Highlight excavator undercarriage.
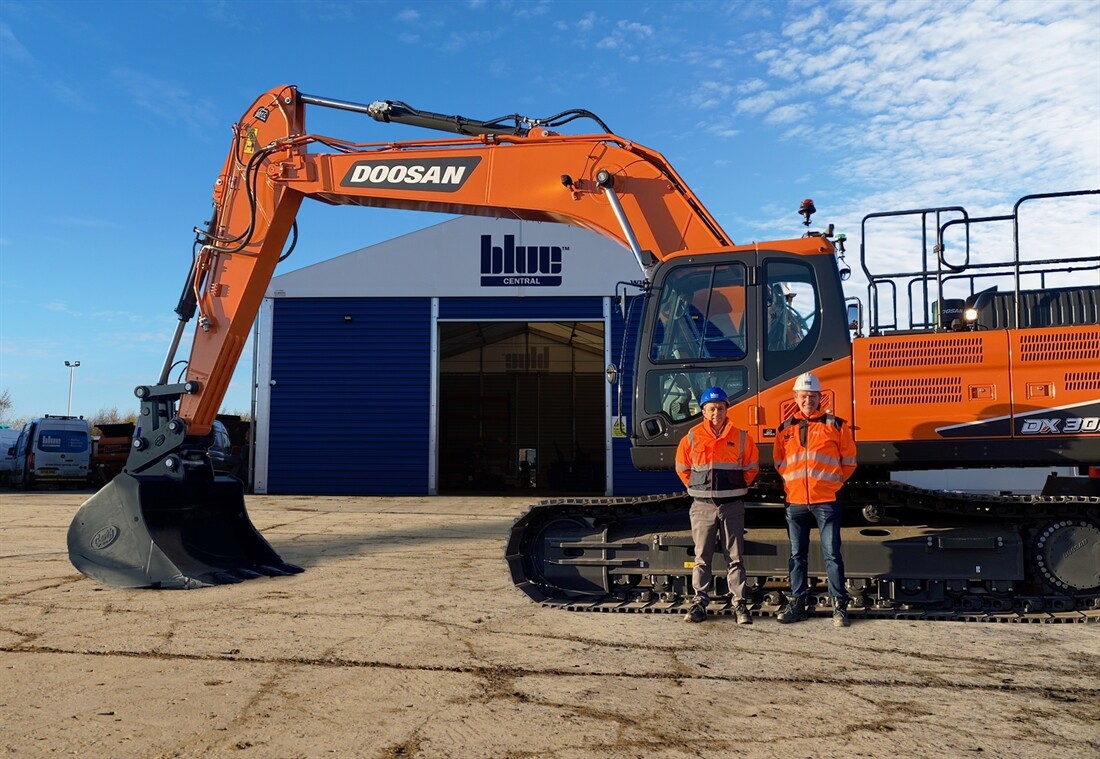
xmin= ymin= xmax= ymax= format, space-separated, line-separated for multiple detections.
xmin=506 ymin=483 xmax=1100 ymax=623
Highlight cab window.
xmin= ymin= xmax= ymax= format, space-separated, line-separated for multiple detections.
xmin=644 ymin=367 xmax=749 ymax=422
xmin=763 ymin=260 xmax=819 ymax=379
xmin=650 ymin=263 xmax=747 ymax=362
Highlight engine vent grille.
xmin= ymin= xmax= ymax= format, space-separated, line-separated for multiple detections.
xmin=1019 ymin=331 xmax=1100 ymax=362
xmin=1066 ymin=371 xmax=1100 ymax=391
xmin=867 ymin=337 xmax=983 ymax=367
xmin=869 ymin=377 xmax=963 ymax=405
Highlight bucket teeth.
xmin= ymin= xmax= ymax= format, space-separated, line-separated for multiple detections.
xmin=230 ymin=568 xmax=264 ymax=581
xmin=257 ymin=563 xmax=304 ymax=577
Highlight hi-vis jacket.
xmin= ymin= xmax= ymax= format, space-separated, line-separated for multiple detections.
xmin=774 ymin=411 xmax=857 ymax=505
xmin=675 ymin=421 xmax=760 ymax=504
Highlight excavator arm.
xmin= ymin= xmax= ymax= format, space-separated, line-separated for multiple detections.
xmin=67 ymin=84 xmax=732 ymax=588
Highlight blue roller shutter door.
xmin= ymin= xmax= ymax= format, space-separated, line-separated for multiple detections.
xmin=268 ymin=297 xmax=431 ymax=494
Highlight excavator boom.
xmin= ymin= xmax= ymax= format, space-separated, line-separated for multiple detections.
xmin=179 ymin=86 xmax=729 ymax=435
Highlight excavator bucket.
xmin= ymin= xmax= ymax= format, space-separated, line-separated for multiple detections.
xmin=67 ymin=472 xmax=302 ymax=589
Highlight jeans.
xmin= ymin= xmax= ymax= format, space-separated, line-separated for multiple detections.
xmin=688 ymin=499 xmax=747 ymax=605
xmin=785 ymin=502 xmax=848 ymax=604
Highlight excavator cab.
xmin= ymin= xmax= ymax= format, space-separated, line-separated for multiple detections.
xmin=629 ymin=239 xmax=851 ymax=471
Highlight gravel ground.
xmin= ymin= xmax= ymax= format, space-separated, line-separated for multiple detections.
xmin=1 ymin=491 xmax=1098 ymax=758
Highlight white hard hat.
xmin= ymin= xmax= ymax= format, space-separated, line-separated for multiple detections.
xmin=792 ymin=372 xmax=821 ymax=392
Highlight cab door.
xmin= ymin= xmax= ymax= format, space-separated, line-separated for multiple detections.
xmin=754 ymin=253 xmax=854 ymax=458
xmin=629 ymin=253 xmax=759 ymax=470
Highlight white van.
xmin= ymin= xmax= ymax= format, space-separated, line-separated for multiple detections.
xmin=9 ymin=415 xmax=91 ymax=489
xmin=0 ymin=427 xmax=21 ymax=484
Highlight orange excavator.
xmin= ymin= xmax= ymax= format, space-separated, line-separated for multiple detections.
xmin=68 ymin=85 xmax=1099 ymax=622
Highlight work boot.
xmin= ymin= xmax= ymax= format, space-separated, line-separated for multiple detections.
xmin=777 ymin=596 xmax=808 ymax=624
xmin=833 ymin=601 xmax=850 ymax=628
xmin=684 ymin=603 xmax=707 ymax=623
xmin=735 ymin=601 xmax=752 ymax=625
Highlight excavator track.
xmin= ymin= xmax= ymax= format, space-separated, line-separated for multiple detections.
xmin=505 ymin=485 xmax=1100 ymax=624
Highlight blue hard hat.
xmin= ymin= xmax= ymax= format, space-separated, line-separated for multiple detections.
xmin=699 ymin=386 xmax=729 ymax=407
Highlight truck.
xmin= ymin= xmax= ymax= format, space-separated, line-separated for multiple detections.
xmin=90 ymin=422 xmax=135 ymax=486
xmin=67 ymin=86 xmax=1099 ymax=622
xmin=11 ymin=415 xmax=91 ymax=489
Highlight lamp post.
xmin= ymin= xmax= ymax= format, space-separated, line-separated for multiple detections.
xmin=65 ymin=360 xmax=80 ymax=416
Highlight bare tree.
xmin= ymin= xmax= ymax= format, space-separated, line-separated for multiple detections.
xmin=91 ymin=407 xmax=138 ymax=429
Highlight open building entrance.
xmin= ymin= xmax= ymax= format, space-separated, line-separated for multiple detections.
xmin=438 ymin=321 xmax=606 ymax=494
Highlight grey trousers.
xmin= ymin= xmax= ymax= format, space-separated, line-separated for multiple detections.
xmin=688 ymin=499 xmax=747 ymax=605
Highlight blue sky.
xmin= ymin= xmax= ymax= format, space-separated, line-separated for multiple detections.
xmin=1 ymin=0 xmax=1098 ymax=424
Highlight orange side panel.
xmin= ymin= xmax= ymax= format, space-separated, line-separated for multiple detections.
xmin=852 ymin=331 xmax=1011 ymax=442
xmin=1009 ymin=325 xmax=1100 ymax=422
xmin=850 ymin=326 xmax=1100 ymax=443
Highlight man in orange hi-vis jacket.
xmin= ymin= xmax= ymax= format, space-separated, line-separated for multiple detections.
xmin=773 ymin=372 xmax=858 ymax=628
xmin=675 ymin=386 xmax=760 ymax=625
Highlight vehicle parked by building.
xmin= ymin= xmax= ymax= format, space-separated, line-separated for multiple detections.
xmin=90 ymin=422 xmax=135 ymax=485
xmin=209 ymin=418 xmax=245 ymax=478
xmin=10 ymin=415 xmax=91 ymax=489
xmin=0 ymin=427 xmax=21 ymax=485
xmin=88 ymin=418 xmax=245 ymax=486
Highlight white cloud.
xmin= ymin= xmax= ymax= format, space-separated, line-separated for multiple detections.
xmin=0 ymin=21 xmax=32 ymax=63
xmin=735 ymin=88 xmax=789 ymax=116
xmin=737 ymin=79 xmax=768 ymax=95
xmin=511 ymin=0 xmax=551 ymax=18
xmin=688 ymin=81 xmax=734 ymax=109
xmin=742 ymin=0 xmax=1100 ymax=210
xmin=781 ymin=5 xmax=830 ymax=39
xmin=440 ymin=28 xmax=499 ymax=54
xmin=765 ymin=103 xmax=807 ymax=125
xmin=597 ymin=18 xmax=655 ymax=50
xmin=112 ymin=69 xmax=219 ymax=135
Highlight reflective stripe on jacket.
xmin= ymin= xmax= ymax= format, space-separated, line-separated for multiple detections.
xmin=675 ymin=422 xmax=760 ymax=503
xmin=773 ymin=411 xmax=857 ymax=505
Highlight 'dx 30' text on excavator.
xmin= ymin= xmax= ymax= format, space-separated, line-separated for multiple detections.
xmin=68 ymin=86 xmax=1100 ymax=623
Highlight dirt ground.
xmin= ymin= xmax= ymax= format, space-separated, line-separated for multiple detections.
xmin=1 ymin=491 xmax=1097 ymax=759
